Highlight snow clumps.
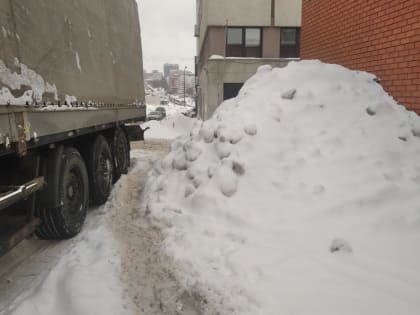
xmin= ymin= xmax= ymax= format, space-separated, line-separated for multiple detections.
xmin=150 ymin=116 xmax=252 ymax=199
xmin=145 ymin=60 xmax=420 ymax=315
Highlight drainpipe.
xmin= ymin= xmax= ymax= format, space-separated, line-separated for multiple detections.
xmin=271 ymin=0 xmax=275 ymax=26
xmin=224 ymin=19 xmax=228 ymax=57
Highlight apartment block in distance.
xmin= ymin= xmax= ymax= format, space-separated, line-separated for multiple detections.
xmin=196 ymin=0 xmax=302 ymax=119
xmin=301 ymin=0 xmax=420 ymax=113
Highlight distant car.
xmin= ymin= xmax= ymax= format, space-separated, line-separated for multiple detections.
xmin=182 ymin=108 xmax=196 ymax=118
xmin=147 ymin=110 xmax=164 ymax=121
xmin=155 ymin=107 xmax=167 ymax=118
xmin=160 ymin=99 xmax=169 ymax=105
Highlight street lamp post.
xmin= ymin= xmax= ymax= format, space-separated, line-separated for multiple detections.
xmin=183 ymin=66 xmax=187 ymax=106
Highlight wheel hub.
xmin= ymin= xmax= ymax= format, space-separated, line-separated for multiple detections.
xmin=65 ymin=170 xmax=83 ymax=214
xmin=68 ymin=185 xmax=74 ymax=198
xmin=97 ymin=153 xmax=112 ymax=192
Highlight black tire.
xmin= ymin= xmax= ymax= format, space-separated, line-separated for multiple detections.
xmin=110 ymin=128 xmax=130 ymax=182
xmin=85 ymin=135 xmax=113 ymax=205
xmin=36 ymin=146 xmax=89 ymax=239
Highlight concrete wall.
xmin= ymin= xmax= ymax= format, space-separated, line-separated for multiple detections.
xmin=275 ymin=0 xmax=302 ymax=26
xmin=196 ymin=0 xmax=208 ymax=54
xmin=302 ymin=0 xmax=419 ymax=112
xmin=195 ymin=0 xmax=302 ymax=120
xmin=199 ymin=27 xmax=226 ymax=67
xmin=0 ymin=0 xmax=144 ymax=104
xmin=198 ymin=58 xmax=290 ymax=119
xmin=197 ymin=0 xmax=271 ymax=51
xmin=207 ymin=0 xmax=272 ymax=27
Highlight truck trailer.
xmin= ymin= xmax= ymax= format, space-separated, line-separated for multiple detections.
xmin=0 ymin=0 xmax=146 ymax=256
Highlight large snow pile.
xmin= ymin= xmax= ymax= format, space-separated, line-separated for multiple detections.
xmin=146 ymin=60 xmax=420 ymax=315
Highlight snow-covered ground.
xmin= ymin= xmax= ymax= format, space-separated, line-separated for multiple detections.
xmin=7 ymin=212 xmax=129 ymax=315
xmin=145 ymin=60 xmax=420 ymax=315
xmin=141 ymin=115 xmax=195 ymax=140
xmin=0 ymin=143 xmax=203 ymax=315
xmin=142 ymin=103 xmax=195 ymax=139
xmin=3 ymin=60 xmax=420 ymax=315
xmin=146 ymin=102 xmax=193 ymax=118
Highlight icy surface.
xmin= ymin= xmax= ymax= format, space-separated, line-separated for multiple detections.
xmin=146 ymin=60 xmax=420 ymax=315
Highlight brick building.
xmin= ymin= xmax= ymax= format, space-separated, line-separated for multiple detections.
xmin=301 ymin=0 xmax=420 ymax=112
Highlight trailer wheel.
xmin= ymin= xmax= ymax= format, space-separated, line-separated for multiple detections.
xmin=36 ymin=147 xmax=89 ymax=239
xmin=111 ymin=128 xmax=130 ymax=182
xmin=85 ymin=135 xmax=113 ymax=205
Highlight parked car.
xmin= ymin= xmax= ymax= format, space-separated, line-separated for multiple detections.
xmin=160 ymin=98 xmax=169 ymax=105
xmin=155 ymin=106 xmax=167 ymax=118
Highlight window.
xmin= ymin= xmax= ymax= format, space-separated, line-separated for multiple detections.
xmin=245 ymin=28 xmax=260 ymax=46
xmin=280 ymin=27 xmax=300 ymax=58
xmin=227 ymin=28 xmax=243 ymax=57
xmin=227 ymin=28 xmax=242 ymax=45
xmin=226 ymin=28 xmax=262 ymax=58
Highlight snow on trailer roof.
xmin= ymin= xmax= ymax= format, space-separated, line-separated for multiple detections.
xmin=145 ymin=60 xmax=420 ymax=315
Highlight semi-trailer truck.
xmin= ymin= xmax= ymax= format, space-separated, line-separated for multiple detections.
xmin=0 ymin=0 xmax=146 ymax=256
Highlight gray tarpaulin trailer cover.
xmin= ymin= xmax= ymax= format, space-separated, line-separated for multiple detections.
xmin=0 ymin=0 xmax=145 ymax=104
xmin=0 ymin=0 xmax=146 ymax=255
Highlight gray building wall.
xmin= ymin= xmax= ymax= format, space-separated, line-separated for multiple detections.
xmin=199 ymin=27 xmax=225 ymax=68
xmin=0 ymin=0 xmax=144 ymax=104
xmin=196 ymin=0 xmax=302 ymax=54
xmin=199 ymin=58 xmax=290 ymax=119
xmin=196 ymin=0 xmax=302 ymax=120
xmin=275 ymin=0 xmax=302 ymax=26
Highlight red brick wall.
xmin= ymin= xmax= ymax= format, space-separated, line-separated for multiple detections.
xmin=301 ymin=0 xmax=420 ymax=112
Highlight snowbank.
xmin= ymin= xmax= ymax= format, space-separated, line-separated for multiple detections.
xmin=146 ymin=60 xmax=420 ymax=315
xmin=141 ymin=115 xmax=196 ymax=140
xmin=9 ymin=211 xmax=130 ymax=315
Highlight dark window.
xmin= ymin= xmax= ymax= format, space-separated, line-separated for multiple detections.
xmin=280 ymin=27 xmax=300 ymax=58
xmin=223 ymin=83 xmax=243 ymax=100
xmin=226 ymin=27 xmax=262 ymax=58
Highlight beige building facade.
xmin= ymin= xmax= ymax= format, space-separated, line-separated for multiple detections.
xmin=196 ymin=0 xmax=302 ymax=119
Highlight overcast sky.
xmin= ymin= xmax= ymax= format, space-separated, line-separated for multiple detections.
xmin=138 ymin=0 xmax=196 ymax=73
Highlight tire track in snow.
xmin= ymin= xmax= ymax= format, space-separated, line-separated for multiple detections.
xmin=107 ymin=140 xmax=204 ymax=315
